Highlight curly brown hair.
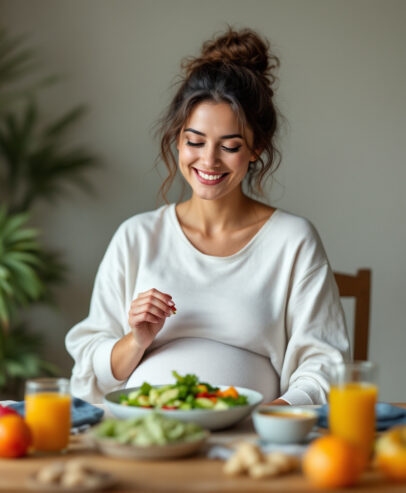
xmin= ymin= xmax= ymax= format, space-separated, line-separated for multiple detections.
xmin=155 ymin=26 xmax=282 ymax=202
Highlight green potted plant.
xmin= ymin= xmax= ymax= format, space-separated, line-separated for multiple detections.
xmin=0 ymin=27 xmax=98 ymax=399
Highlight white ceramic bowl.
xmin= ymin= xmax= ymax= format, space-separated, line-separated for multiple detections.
xmin=104 ymin=385 xmax=263 ymax=431
xmin=252 ymin=406 xmax=318 ymax=443
xmin=90 ymin=431 xmax=210 ymax=460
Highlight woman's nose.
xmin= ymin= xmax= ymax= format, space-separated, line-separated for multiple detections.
xmin=201 ymin=144 xmax=218 ymax=167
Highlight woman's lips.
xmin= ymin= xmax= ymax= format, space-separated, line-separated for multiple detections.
xmin=193 ymin=168 xmax=228 ymax=185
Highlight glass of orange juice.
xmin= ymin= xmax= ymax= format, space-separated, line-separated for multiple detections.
xmin=329 ymin=361 xmax=378 ymax=462
xmin=25 ymin=378 xmax=71 ymax=453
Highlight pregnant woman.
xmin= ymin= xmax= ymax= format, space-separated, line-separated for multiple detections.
xmin=66 ymin=27 xmax=350 ymax=404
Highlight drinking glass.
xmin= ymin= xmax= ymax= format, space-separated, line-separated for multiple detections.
xmin=329 ymin=361 xmax=378 ymax=460
xmin=25 ymin=378 xmax=71 ymax=453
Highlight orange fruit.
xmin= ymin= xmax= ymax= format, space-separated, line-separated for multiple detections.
xmin=375 ymin=426 xmax=406 ymax=481
xmin=0 ymin=415 xmax=32 ymax=458
xmin=302 ymin=435 xmax=364 ymax=488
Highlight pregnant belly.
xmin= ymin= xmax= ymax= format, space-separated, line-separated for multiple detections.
xmin=125 ymin=338 xmax=280 ymax=402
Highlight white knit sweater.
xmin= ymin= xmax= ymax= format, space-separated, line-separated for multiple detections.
xmin=65 ymin=205 xmax=350 ymax=403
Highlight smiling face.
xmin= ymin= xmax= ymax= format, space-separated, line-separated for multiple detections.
xmin=177 ymin=101 xmax=257 ymax=202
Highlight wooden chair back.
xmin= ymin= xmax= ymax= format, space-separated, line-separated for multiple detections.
xmin=334 ymin=269 xmax=372 ymax=361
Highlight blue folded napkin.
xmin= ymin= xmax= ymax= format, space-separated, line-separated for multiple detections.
xmin=9 ymin=397 xmax=104 ymax=430
xmin=317 ymin=402 xmax=406 ymax=431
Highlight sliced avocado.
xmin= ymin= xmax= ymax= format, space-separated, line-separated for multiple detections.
xmin=214 ymin=400 xmax=229 ymax=410
xmin=179 ymin=402 xmax=192 ymax=410
xmin=157 ymin=388 xmax=179 ymax=406
xmin=149 ymin=388 xmax=160 ymax=406
xmin=137 ymin=395 xmax=150 ymax=406
xmin=195 ymin=397 xmax=215 ymax=409
xmin=127 ymin=390 xmax=141 ymax=401
xmin=156 ymin=384 xmax=172 ymax=395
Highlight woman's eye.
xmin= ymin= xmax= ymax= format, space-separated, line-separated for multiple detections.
xmin=186 ymin=141 xmax=204 ymax=147
xmin=222 ymin=145 xmax=241 ymax=153
xmin=185 ymin=141 xmax=241 ymax=152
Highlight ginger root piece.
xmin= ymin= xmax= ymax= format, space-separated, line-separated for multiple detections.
xmin=249 ymin=462 xmax=279 ymax=479
xmin=60 ymin=470 xmax=88 ymax=488
xmin=35 ymin=459 xmax=107 ymax=489
xmin=266 ymin=451 xmax=299 ymax=473
xmin=223 ymin=453 xmax=246 ymax=476
xmin=223 ymin=442 xmax=299 ymax=480
xmin=36 ymin=461 xmax=65 ymax=484
xmin=234 ymin=442 xmax=263 ymax=468
xmin=64 ymin=458 xmax=90 ymax=475
xmin=76 ymin=474 xmax=104 ymax=489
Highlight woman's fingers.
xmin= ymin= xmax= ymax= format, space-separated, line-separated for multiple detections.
xmin=128 ymin=288 xmax=176 ymax=330
xmin=130 ymin=311 xmax=161 ymax=325
xmin=137 ymin=288 xmax=175 ymax=308
xmin=131 ymin=301 xmax=170 ymax=320
xmin=138 ymin=288 xmax=172 ymax=302
xmin=130 ymin=289 xmax=176 ymax=314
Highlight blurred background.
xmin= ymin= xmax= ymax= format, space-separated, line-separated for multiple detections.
xmin=0 ymin=0 xmax=405 ymax=401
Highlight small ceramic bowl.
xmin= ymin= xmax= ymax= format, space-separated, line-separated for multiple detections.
xmin=252 ymin=406 xmax=318 ymax=444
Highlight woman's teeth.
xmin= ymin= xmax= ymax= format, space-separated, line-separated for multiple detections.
xmin=197 ymin=170 xmax=224 ymax=180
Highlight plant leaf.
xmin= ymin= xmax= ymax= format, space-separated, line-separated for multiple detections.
xmin=0 ymin=276 xmax=13 ymax=296
xmin=2 ymin=256 xmax=43 ymax=299
xmin=44 ymin=104 xmax=87 ymax=139
xmin=0 ymin=288 xmax=9 ymax=325
xmin=39 ymin=360 xmax=60 ymax=376
xmin=0 ymin=370 xmax=6 ymax=388
xmin=11 ymin=240 xmax=40 ymax=252
xmin=6 ymin=251 xmax=44 ymax=267
xmin=0 ymin=206 xmax=8 ymax=229
xmin=0 ymin=265 xmax=9 ymax=279
xmin=5 ymin=227 xmax=39 ymax=244
xmin=0 ymin=211 xmax=30 ymax=238
xmin=0 ymin=28 xmax=35 ymax=86
xmin=4 ymin=359 xmax=29 ymax=378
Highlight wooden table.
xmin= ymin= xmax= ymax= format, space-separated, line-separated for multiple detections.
xmin=0 ymin=405 xmax=405 ymax=492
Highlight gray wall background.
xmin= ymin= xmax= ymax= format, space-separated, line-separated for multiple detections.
xmin=1 ymin=0 xmax=405 ymax=401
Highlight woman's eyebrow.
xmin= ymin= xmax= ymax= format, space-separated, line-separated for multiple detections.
xmin=184 ymin=128 xmax=243 ymax=139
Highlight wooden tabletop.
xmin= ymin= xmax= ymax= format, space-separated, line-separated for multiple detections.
xmin=0 ymin=405 xmax=405 ymax=492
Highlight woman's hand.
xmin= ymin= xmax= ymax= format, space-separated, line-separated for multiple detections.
xmin=264 ymin=398 xmax=290 ymax=406
xmin=128 ymin=288 xmax=175 ymax=351
xmin=112 ymin=289 xmax=175 ymax=381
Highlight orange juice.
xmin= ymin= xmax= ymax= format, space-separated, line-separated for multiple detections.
xmin=329 ymin=382 xmax=377 ymax=459
xmin=25 ymin=393 xmax=71 ymax=452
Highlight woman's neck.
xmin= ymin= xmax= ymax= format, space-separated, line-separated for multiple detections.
xmin=175 ymin=191 xmax=275 ymax=257
xmin=177 ymin=191 xmax=259 ymax=236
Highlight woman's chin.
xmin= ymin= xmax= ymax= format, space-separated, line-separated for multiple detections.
xmin=189 ymin=182 xmax=241 ymax=202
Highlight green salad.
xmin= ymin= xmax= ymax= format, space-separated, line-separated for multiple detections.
xmin=93 ymin=413 xmax=205 ymax=446
xmin=119 ymin=371 xmax=248 ymax=410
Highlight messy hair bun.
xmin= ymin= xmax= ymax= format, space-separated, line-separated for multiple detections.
xmin=182 ymin=27 xmax=279 ymax=87
xmin=156 ymin=27 xmax=282 ymax=202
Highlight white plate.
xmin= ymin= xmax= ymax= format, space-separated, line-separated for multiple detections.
xmin=90 ymin=431 xmax=209 ymax=460
xmin=104 ymin=385 xmax=263 ymax=431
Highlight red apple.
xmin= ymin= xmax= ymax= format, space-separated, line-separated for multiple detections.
xmin=0 ymin=405 xmax=18 ymax=418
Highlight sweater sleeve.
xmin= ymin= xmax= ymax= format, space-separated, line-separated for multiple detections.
xmin=279 ymin=262 xmax=351 ymax=405
xmin=65 ymin=223 xmax=132 ymax=403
